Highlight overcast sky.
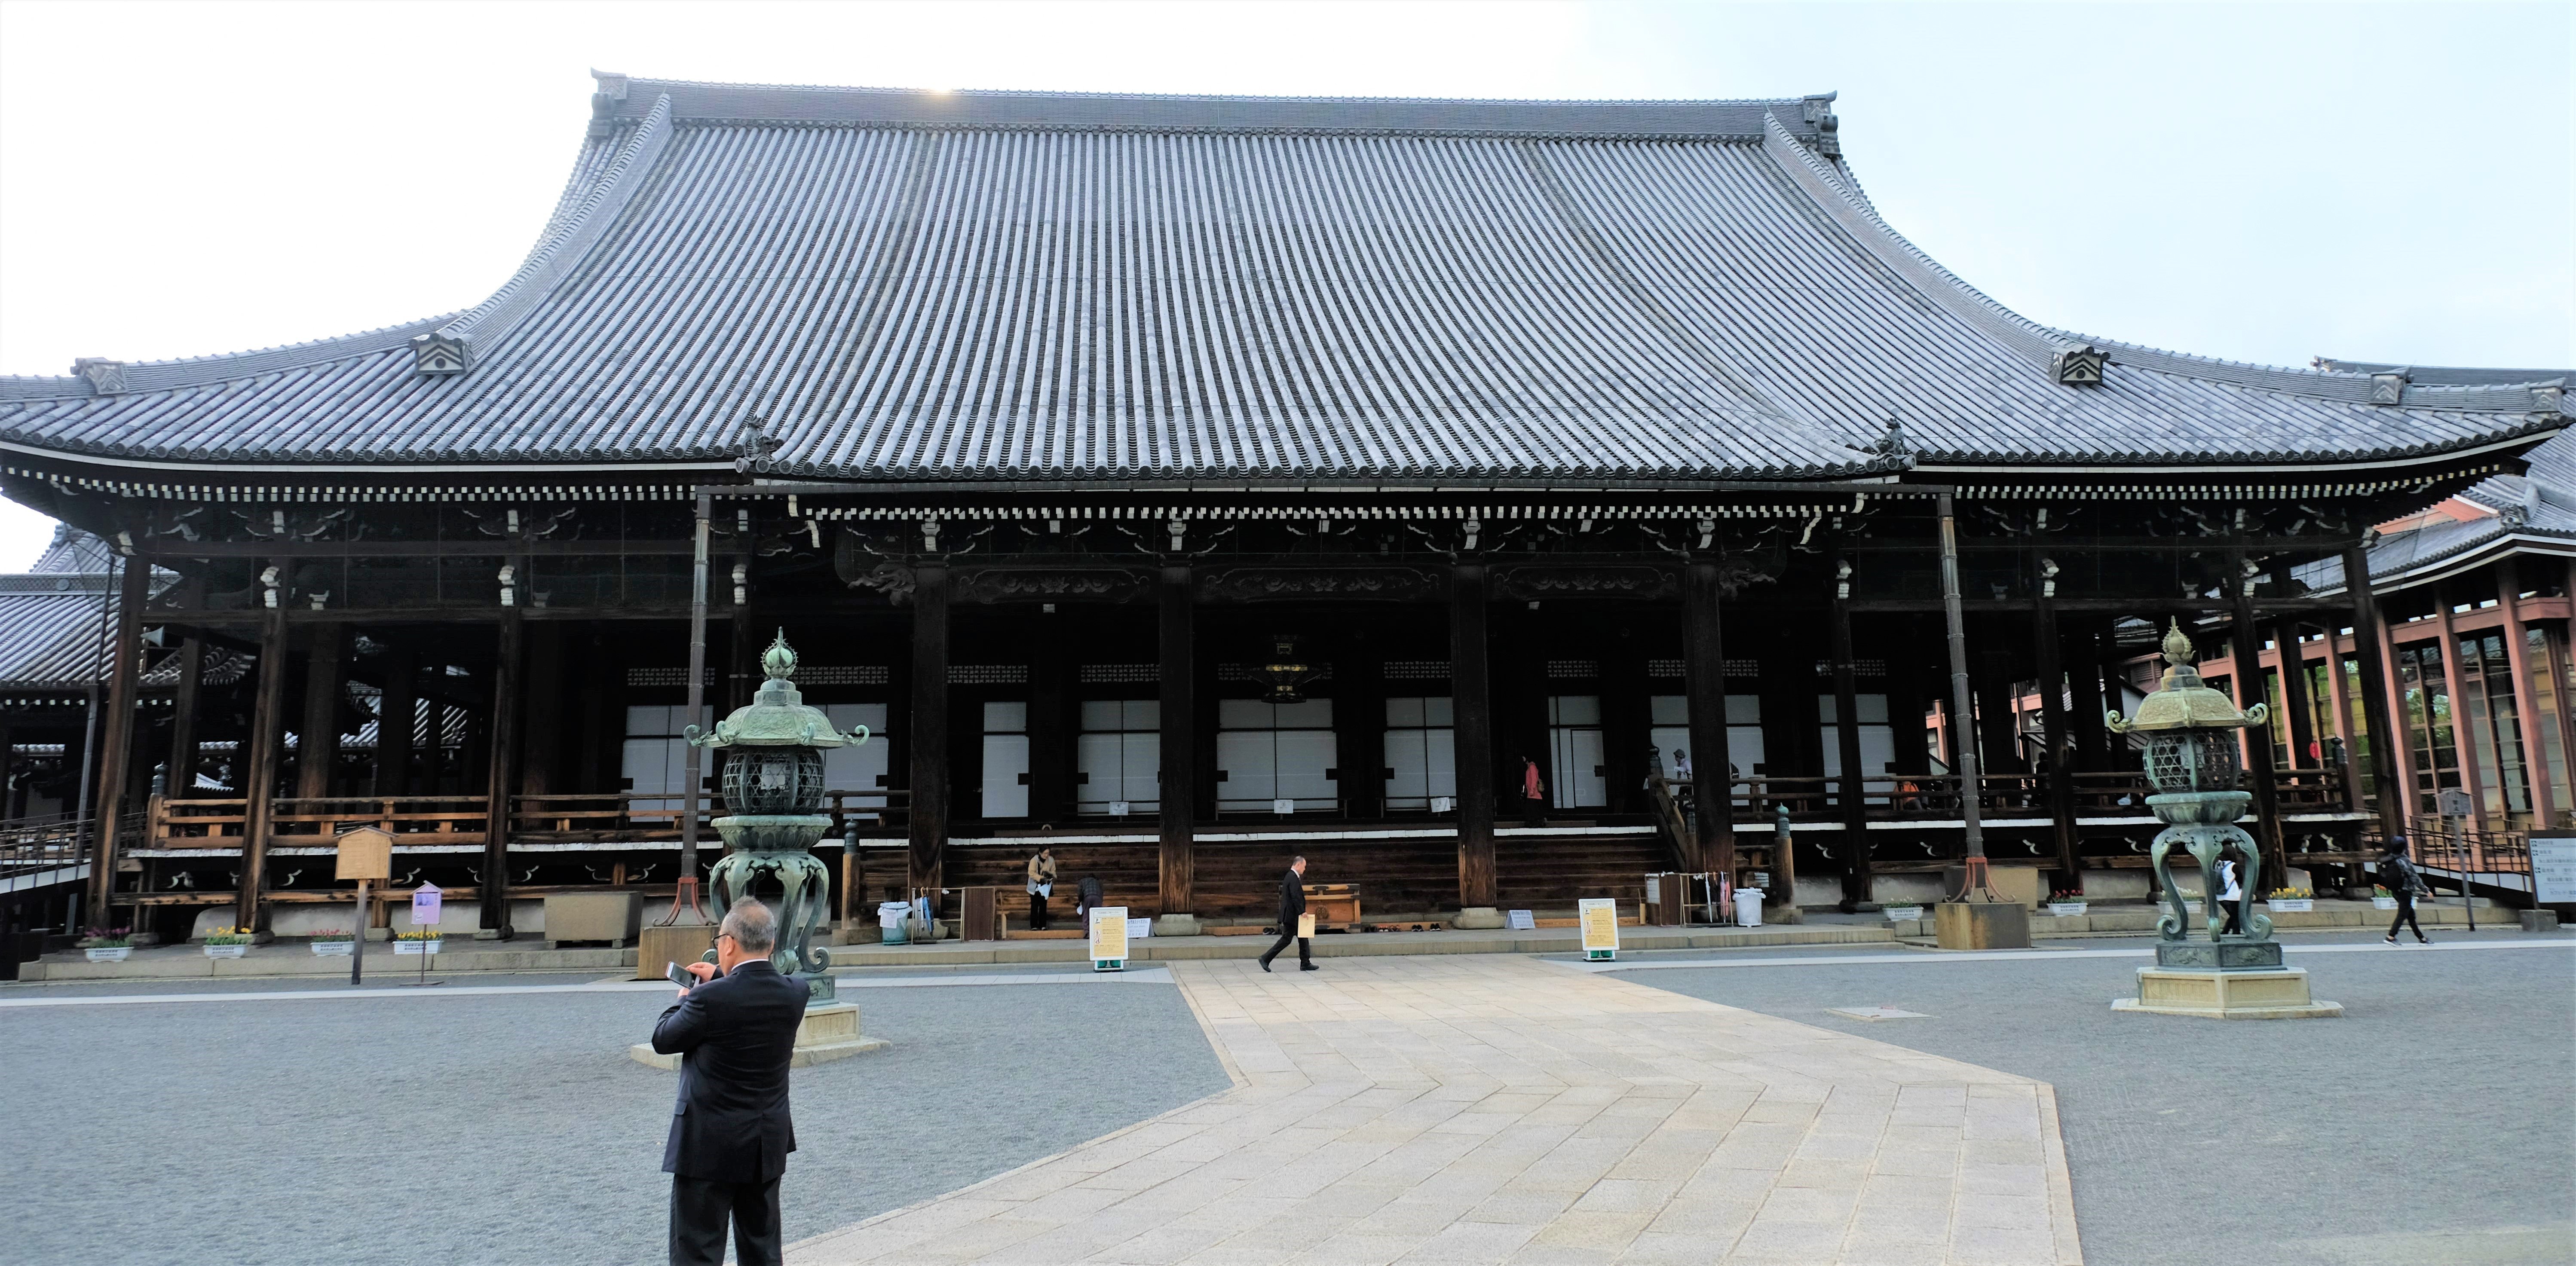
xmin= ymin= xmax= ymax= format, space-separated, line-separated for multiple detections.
xmin=1 ymin=0 xmax=2568 ymax=568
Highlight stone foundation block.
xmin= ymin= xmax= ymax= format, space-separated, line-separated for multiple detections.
xmin=1450 ymin=907 xmax=1506 ymax=930
xmin=1934 ymin=900 xmax=2031 ymax=950
xmin=2115 ymin=966 xmax=2343 ymax=1020
xmin=631 ymin=1002 xmax=889 ymax=1070
xmin=2522 ymin=910 xmax=2562 ymax=933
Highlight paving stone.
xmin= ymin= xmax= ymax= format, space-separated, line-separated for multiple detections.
xmin=790 ymin=955 xmax=2079 ymax=1265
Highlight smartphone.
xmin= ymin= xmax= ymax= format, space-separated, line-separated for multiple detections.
xmin=667 ymin=961 xmax=695 ymax=991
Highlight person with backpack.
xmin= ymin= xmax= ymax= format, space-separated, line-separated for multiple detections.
xmin=2380 ymin=837 xmax=2431 ymax=945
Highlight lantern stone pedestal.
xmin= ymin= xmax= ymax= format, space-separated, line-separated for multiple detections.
xmin=2114 ymin=967 xmax=2343 ymax=1020
xmin=630 ymin=1002 xmax=891 ymax=1069
xmin=1933 ymin=900 xmax=2031 ymax=950
xmin=635 ymin=921 xmax=717 ymax=981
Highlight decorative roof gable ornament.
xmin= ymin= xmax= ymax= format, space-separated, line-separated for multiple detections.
xmin=2051 ymin=344 xmax=2108 ymax=387
xmin=2368 ymin=370 xmax=2409 ymax=405
xmin=735 ymin=415 xmax=780 ymax=472
xmin=410 ymin=332 xmax=468 ymax=376
xmin=1869 ymin=413 xmax=1914 ymax=459
xmin=1800 ymin=92 xmax=1841 ymax=157
xmin=589 ymin=68 xmax=630 ymax=140
xmin=2536 ymin=383 xmax=2565 ymax=416
xmin=71 ymin=358 xmax=126 ymax=394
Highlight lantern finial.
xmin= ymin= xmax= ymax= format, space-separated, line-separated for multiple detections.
xmin=2160 ymin=619 xmax=2193 ymax=668
xmin=763 ymin=628 xmax=796 ymax=680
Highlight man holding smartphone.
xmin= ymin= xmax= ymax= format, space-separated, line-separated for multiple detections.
xmin=651 ymin=897 xmax=811 ymax=1266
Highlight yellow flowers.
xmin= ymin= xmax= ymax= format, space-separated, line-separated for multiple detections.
xmin=201 ymin=926 xmax=253 ymax=945
xmin=395 ymin=928 xmax=442 ymax=941
xmin=2267 ymin=887 xmax=2313 ymax=899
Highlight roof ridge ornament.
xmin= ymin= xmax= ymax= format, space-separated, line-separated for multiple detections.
xmin=1800 ymin=92 xmax=1840 ymax=157
xmin=2369 ymin=368 xmax=2411 ymax=405
xmin=410 ymin=332 xmax=467 ymax=376
xmin=71 ymin=358 xmax=126 ymax=394
xmin=2052 ymin=344 xmax=2108 ymax=386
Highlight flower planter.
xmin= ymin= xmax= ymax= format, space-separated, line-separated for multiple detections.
xmin=204 ymin=943 xmax=249 ymax=958
xmin=84 ymin=946 xmax=132 ymax=963
xmin=2372 ymin=896 xmax=2399 ymax=910
xmin=2047 ymin=902 xmax=2088 ymax=917
xmin=2266 ymin=899 xmax=2314 ymax=914
xmin=393 ymin=939 xmax=441 ymax=957
xmin=311 ymin=941 xmax=355 ymax=957
xmin=1883 ymin=906 xmax=1924 ymax=924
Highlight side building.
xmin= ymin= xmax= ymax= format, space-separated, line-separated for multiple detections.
xmin=1 ymin=76 xmax=2561 ymax=941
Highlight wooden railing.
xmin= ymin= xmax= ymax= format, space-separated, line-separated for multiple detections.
xmin=143 ymin=790 xmax=912 ymax=850
xmin=1717 ymin=768 xmax=2345 ymax=826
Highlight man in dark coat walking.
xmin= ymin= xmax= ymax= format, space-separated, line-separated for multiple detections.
xmin=653 ymin=896 xmax=812 ymax=1266
xmin=1259 ymin=855 xmax=1316 ymax=972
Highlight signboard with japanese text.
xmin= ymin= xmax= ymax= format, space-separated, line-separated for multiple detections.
xmin=410 ymin=883 xmax=443 ymax=932
xmin=1089 ymin=905 xmax=1129 ymax=970
xmin=1578 ymin=898 xmax=1620 ymax=961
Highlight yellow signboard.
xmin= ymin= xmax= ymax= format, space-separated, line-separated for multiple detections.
xmin=1090 ymin=905 xmax=1129 ymax=969
xmin=1578 ymin=897 xmax=1620 ymax=961
xmin=334 ymin=826 xmax=394 ymax=881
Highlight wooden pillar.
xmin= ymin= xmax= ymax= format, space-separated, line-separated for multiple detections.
xmin=1333 ymin=622 xmax=1386 ymax=819
xmin=1684 ymin=560 xmax=1730 ymax=879
xmin=1157 ymin=567 xmax=1196 ymax=915
xmin=2496 ymin=563 xmax=2556 ymax=826
xmin=1598 ymin=626 xmax=1649 ymax=815
xmin=1452 ymin=563 xmax=1498 ymax=906
xmin=236 ymin=586 xmax=291 ymax=932
xmin=1829 ymin=564 xmax=1869 ymax=910
xmin=294 ymin=624 xmax=345 ymax=800
xmin=2273 ymin=618 xmax=2319 ymax=774
xmin=1027 ymin=615 xmax=1074 ymax=825
xmin=2033 ymin=571 xmax=2079 ymax=888
xmin=2323 ymin=629 xmax=2364 ymax=811
xmin=2343 ymin=544 xmax=2408 ymax=841
xmin=2227 ymin=560 xmax=2286 ymax=892
xmin=480 ymin=605 xmax=523 ymax=936
xmin=84 ymin=555 xmax=150 ymax=927
xmin=2431 ymin=597 xmax=2487 ymax=833
xmin=576 ymin=629 xmax=613 ymax=794
xmin=907 ymin=565 xmax=950 ymax=895
xmin=1973 ymin=638 xmax=2021 ymax=777
xmin=165 ymin=633 xmax=206 ymax=800
xmin=2067 ymin=620 xmax=2110 ymax=774
xmin=376 ymin=646 xmax=415 ymax=797
xmin=520 ymin=621 xmax=563 ymax=796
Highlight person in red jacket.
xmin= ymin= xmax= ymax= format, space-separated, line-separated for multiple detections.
xmin=1521 ymin=758 xmax=1546 ymax=827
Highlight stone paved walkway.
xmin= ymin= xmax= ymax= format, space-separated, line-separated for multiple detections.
xmin=792 ymin=955 xmax=2081 ymax=1265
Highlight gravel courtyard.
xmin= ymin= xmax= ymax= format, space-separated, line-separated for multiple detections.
xmin=1596 ymin=931 xmax=2576 ymax=1266
xmin=0 ymin=966 xmax=1231 ymax=1266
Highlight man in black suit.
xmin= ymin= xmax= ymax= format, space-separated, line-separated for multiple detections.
xmin=654 ymin=896 xmax=811 ymax=1266
xmin=1259 ymin=855 xmax=1317 ymax=972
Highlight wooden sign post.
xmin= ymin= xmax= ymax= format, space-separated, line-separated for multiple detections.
xmin=334 ymin=826 xmax=394 ymax=985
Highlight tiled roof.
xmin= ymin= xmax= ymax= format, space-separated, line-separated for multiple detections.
xmin=0 ymin=79 xmax=2558 ymax=482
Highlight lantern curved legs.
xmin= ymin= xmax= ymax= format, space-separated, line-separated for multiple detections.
xmin=2152 ymin=822 xmax=2274 ymax=945
xmin=703 ymin=847 xmax=833 ymax=978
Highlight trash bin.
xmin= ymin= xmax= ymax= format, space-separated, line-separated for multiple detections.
xmin=876 ymin=901 xmax=912 ymax=945
xmin=1734 ymin=888 xmax=1765 ymax=928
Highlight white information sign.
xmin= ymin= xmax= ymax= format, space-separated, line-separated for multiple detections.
xmin=1506 ymin=909 xmax=1536 ymax=930
xmin=410 ymin=882 xmax=443 ymax=931
xmin=1578 ymin=897 xmax=1620 ymax=961
xmin=1089 ymin=905 xmax=1129 ymax=969
xmin=2532 ymin=836 xmax=2576 ymax=905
